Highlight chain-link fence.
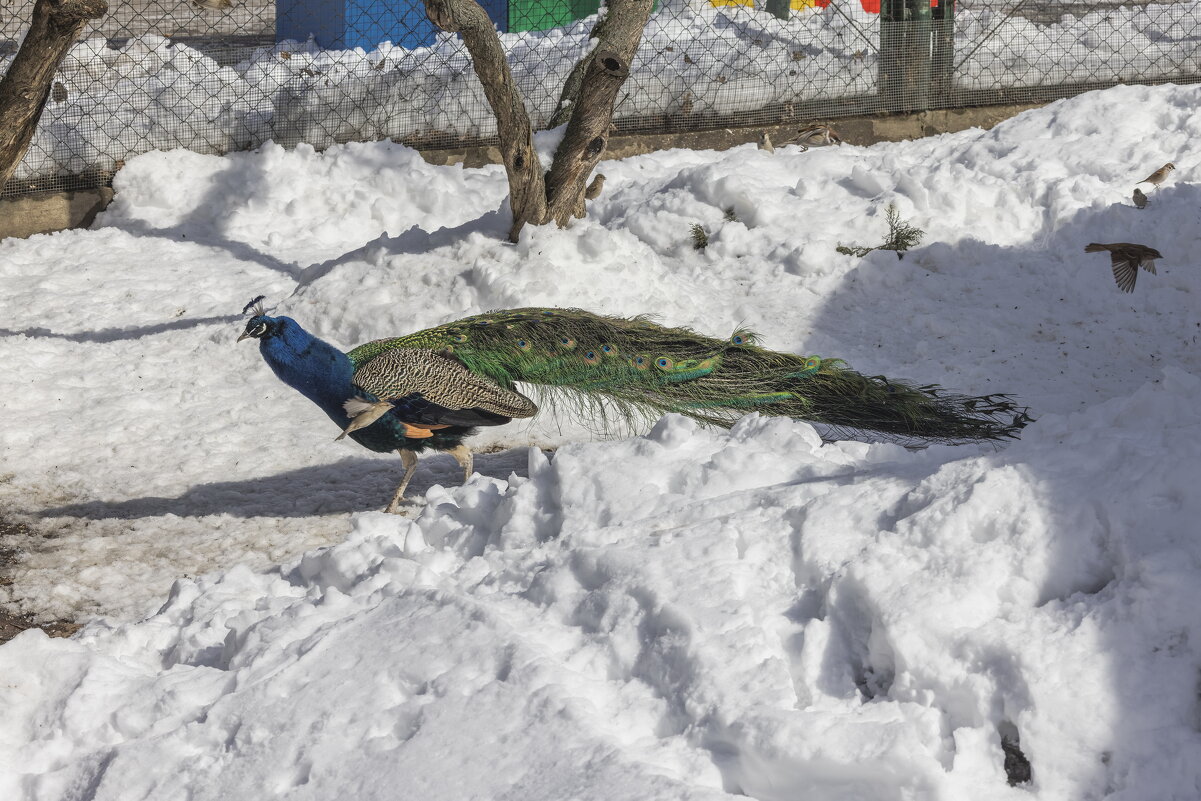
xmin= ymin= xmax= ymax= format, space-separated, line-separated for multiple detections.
xmin=3 ymin=0 xmax=1200 ymax=196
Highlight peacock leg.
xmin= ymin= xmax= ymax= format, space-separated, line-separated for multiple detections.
xmin=447 ymin=444 xmax=473 ymax=485
xmin=384 ymin=449 xmax=420 ymax=514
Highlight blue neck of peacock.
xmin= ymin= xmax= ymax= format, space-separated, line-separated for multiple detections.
xmin=258 ymin=317 xmax=357 ymax=426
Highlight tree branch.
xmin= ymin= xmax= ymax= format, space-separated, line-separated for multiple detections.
xmin=0 ymin=0 xmax=108 ymax=193
xmin=547 ymin=6 xmax=617 ymax=129
xmin=545 ymin=0 xmax=652 ymax=227
xmin=424 ymin=0 xmax=545 ymax=242
xmin=424 ymin=0 xmax=649 ymax=239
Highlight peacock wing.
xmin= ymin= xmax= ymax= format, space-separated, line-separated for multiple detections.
xmin=351 ymin=347 xmax=538 ymax=420
xmin=348 ymin=309 xmax=743 ymax=432
xmin=386 ymin=394 xmax=517 ymax=429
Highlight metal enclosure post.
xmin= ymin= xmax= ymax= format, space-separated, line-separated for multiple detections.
xmin=879 ymin=0 xmax=936 ymax=112
xmin=931 ymin=0 xmax=956 ymax=100
xmin=879 ymin=0 xmax=905 ymax=110
xmin=909 ymin=0 xmax=932 ymax=110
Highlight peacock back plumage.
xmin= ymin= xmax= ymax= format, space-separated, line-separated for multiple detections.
xmin=345 ymin=307 xmax=1028 ymax=444
xmin=351 ymin=347 xmax=538 ymax=420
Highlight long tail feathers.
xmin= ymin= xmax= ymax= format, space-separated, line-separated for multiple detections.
xmin=348 ymin=308 xmax=1031 ymax=445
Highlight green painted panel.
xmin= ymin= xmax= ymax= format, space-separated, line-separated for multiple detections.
xmin=509 ymin=0 xmax=601 ymax=32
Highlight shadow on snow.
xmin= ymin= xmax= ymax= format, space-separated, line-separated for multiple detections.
xmin=40 ymin=449 xmax=532 ymax=520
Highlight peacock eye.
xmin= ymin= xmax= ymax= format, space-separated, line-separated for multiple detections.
xmin=250 ymin=323 xmax=267 ymax=337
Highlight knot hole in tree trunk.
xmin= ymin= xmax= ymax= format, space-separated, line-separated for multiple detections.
xmin=585 ymin=136 xmax=605 ymax=159
xmin=595 ymin=50 xmax=629 ymax=78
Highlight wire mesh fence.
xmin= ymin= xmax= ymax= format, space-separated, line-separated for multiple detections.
xmin=3 ymin=0 xmax=1200 ymax=197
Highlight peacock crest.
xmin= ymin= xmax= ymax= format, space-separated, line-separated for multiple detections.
xmin=242 ymin=295 xmax=266 ymax=316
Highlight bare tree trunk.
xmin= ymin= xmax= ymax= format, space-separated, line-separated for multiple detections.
xmin=0 ymin=0 xmax=108 ymax=193
xmin=424 ymin=0 xmax=652 ymax=242
xmin=545 ymin=6 xmax=650 ymax=226
xmin=425 ymin=0 xmax=546 ymax=241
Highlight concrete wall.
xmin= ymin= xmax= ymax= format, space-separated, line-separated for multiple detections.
xmin=419 ymin=102 xmax=1046 ymax=168
xmin=0 ymin=187 xmax=113 ymax=240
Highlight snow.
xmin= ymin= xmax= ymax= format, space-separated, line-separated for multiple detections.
xmin=4 ymin=81 xmax=1201 ymax=799
xmin=10 ymin=2 xmax=1201 ymax=184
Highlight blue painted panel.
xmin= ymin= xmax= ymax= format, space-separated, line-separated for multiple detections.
xmin=479 ymin=0 xmax=509 ymax=32
xmin=277 ymin=0 xmax=508 ymax=50
xmin=277 ymin=0 xmax=345 ymax=46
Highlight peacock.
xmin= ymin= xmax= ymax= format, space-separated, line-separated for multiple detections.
xmin=238 ymin=298 xmax=1030 ymax=512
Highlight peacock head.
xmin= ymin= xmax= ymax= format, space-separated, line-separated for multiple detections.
xmin=237 ymin=295 xmax=284 ymax=342
xmin=238 ymin=316 xmax=279 ymax=342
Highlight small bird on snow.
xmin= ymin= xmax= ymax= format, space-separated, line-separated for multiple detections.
xmin=1136 ymin=162 xmax=1174 ymax=189
xmin=1084 ymin=243 xmax=1162 ymax=293
xmin=1132 ymin=187 xmax=1148 ymax=209
xmin=786 ymin=123 xmax=843 ymax=151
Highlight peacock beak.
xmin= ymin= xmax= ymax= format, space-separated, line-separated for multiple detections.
xmin=236 ymin=331 xmax=252 ymax=343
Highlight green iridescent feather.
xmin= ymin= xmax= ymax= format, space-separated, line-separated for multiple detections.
xmin=346 ymin=307 xmax=1029 ymax=444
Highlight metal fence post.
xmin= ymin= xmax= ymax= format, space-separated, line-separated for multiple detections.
xmin=909 ymin=0 xmax=932 ymax=110
xmin=879 ymin=0 xmax=934 ymax=112
xmin=879 ymin=0 xmax=905 ymax=110
xmin=931 ymin=0 xmax=956 ymax=100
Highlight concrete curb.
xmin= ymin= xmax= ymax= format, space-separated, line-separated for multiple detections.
xmin=0 ymin=186 xmax=114 ymax=240
xmin=419 ymin=102 xmax=1045 ymax=167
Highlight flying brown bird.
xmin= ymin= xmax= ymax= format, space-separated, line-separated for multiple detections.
xmin=1137 ymin=162 xmax=1174 ymax=189
xmin=1084 ymin=243 xmax=1162 ymax=293
xmin=1132 ymin=187 xmax=1148 ymax=209
xmin=193 ymin=0 xmax=233 ymax=10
